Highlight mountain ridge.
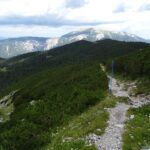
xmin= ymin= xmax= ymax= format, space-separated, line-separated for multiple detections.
xmin=0 ymin=28 xmax=149 ymax=58
xmin=0 ymin=39 xmax=149 ymax=92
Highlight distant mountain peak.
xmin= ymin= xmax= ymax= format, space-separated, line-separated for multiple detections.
xmin=0 ymin=28 xmax=149 ymax=58
xmin=61 ymin=28 xmax=144 ymax=41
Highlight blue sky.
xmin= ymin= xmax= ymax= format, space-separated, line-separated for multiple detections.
xmin=0 ymin=0 xmax=150 ymax=38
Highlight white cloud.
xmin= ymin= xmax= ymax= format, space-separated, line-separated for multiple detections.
xmin=0 ymin=25 xmax=68 ymax=37
xmin=0 ymin=0 xmax=65 ymax=16
xmin=65 ymin=0 xmax=88 ymax=8
xmin=0 ymin=0 xmax=150 ymax=38
xmin=139 ymin=2 xmax=150 ymax=11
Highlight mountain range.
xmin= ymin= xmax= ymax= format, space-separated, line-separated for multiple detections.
xmin=0 ymin=28 xmax=150 ymax=58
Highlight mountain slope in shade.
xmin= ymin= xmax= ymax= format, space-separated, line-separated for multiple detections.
xmin=0 ymin=28 xmax=149 ymax=58
xmin=0 ymin=37 xmax=49 ymax=58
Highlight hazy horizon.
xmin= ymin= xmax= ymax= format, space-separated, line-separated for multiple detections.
xmin=0 ymin=28 xmax=149 ymax=40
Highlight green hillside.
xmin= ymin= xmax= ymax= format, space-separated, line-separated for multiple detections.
xmin=0 ymin=40 xmax=149 ymax=91
xmin=0 ymin=62 xmax=108 ymax=150
xmin=109 ymin=48 xmax=150 ymax=78
xmin=0 ymin=39 xmax=149 ymax=150
xmin=106 ymin=47 xmax=150 ymax=94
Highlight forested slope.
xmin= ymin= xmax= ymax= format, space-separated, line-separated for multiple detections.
xmin=0 ymin=62 xmax=108 ymax=150
xmin=106 ymin=47 xmax=150 ymax=94
xmin=0 ymin=39 xmax=149 ymax=91
xmin=109 ymin=48 xmax=150 ymax=78
xmin=0 ymin=39 xmax=149 ymax=150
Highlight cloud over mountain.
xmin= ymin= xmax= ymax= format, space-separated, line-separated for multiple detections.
xmin=0 ymin=0 xmax=149 ymax=38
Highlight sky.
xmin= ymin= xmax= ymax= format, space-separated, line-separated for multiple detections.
xmin=0 ymin=0 xmax=150 ymax=39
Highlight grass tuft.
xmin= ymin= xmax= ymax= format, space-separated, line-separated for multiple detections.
xmin=43 ymin=96 xmax=118 ymax=150
xmin=123 ymin=105 xmax=150 ymax=150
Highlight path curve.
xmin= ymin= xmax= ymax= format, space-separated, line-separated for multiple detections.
xmin=88 ymin=74 xmax=150 ymax=150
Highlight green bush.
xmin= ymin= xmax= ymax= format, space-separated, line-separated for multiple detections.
xmin=0 ymin=62 xmax=107 ymax=150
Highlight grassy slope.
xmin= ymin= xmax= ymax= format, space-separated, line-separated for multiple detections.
xmin=0 ymin=62 xmax=108 ymax=150
xmin=43 ymin=96 xmax=117 ymax=150
xmin=123 ymin=105 xmax=150 ymax=150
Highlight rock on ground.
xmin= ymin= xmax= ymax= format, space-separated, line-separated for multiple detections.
xmin=87 ymin=75 xmax=150 ymax=150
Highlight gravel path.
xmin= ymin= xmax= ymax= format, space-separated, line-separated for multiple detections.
xmin=94 ymin=103 xmax=129 ymax=150
xmin=88 ymin=75 xmax=150 ymax=150
xmin=110 ymin=76 xmax=150 ymax=108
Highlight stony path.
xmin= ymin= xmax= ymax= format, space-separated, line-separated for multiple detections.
xmin=88 ymin=75 xmax=150 ymax=150
xmin=110 ymin=76 xmax=150 ymax=107
xmin=88 ymin=76 xmax=130 ymax=150
xmin=109 ymin=76 xmax=128 ymax=97
xmin=94 ymin=103 xmax=129 ymax=150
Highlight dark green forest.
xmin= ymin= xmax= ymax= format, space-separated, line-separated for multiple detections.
xmin=106 ymin=47 xmax=150 ymax=93
xmin=108 ymin=48 xmax=150 ymax=78
xmin=0 ymin=62 xmax=108 ymax=150
xmin=0 ymin=40 xmax=149 ymax=92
